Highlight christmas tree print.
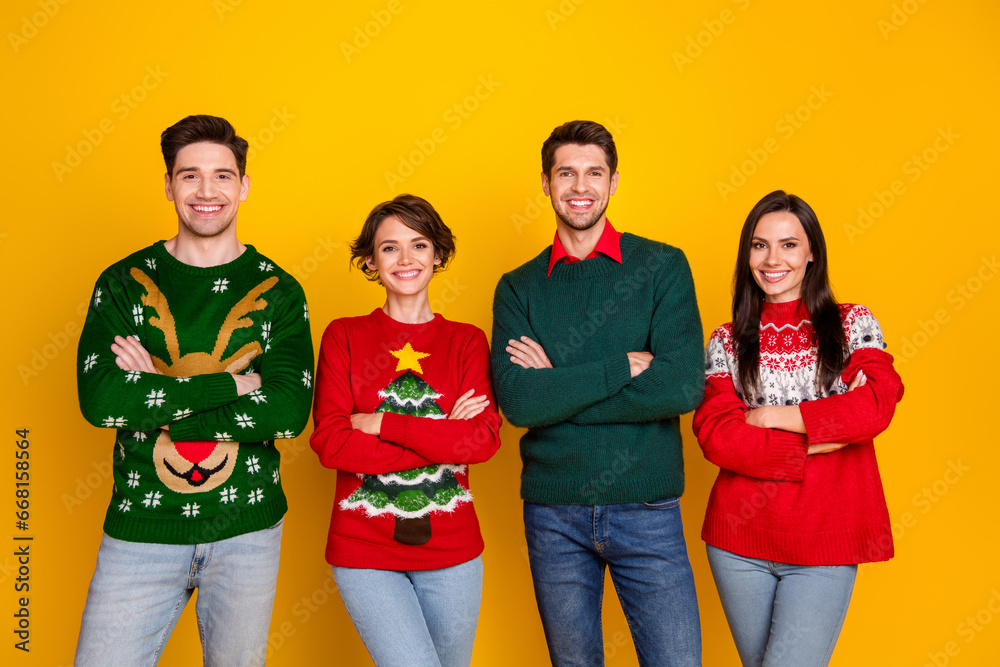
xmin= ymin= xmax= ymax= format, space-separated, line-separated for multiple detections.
xmin=340 ymin=365 xmax=472 ymax=545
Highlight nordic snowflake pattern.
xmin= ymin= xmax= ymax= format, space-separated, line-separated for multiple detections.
xmin=248 ymin=389 xmax=267 ymax=404
xmin=145 ymin=389 xmax=166 ymax=408
xmin=145 ymin=258 xmax=156 ymax=270
xmin=301 ymin=370 xmax=312 ymax=388
xmin=133 ymin=431 xmax=147 ymax=441
xmin=275 ymin=430 xmax=294 ymax=439
xmin=118 ymin=498 xmax=131 ymax=512
xmin=236 ymin=413 xmax=255 ymax=429
xmin=212 ymin=278 xmax=229 ymax=293
xmin=219 ymin=486 xmax=238 ymax=503
xmin=182 ymin=503 xmax=200 ymax=517
xmin=173 ymin=408 xmax=192 ymax=419
xmin=93 ymin=288 xmax=102 ymax=307
xmin=303 ymin=303 xmax=309 ymax=321
xmin=215 ymin=432 xmax=233 ymax=441
xmin=142 ymin=491 xmax=162 ymax=508
xmin=84 ymin=353 xmax=98 ymax=372
xmin=132 ymin=304 xmax=144 ymax=326
xmin=127 ymin=471 xmax=141 ymax=488
xmin=175 ymin=377 xmax=191 ymax=383
xmin=246 ymin=456 xmax=261 ymax=474
xmin=125 ymin=370 xmax=141 ymax=383
xmin=259 ymin=261 xmax=273 ymax=272
xmin=103 ymin=416 xmax=127 ymax=427
xmin=272 ymin=469 xmax=280 ymax=484
xmin=248 ymin=488 xmax=264 ymax=504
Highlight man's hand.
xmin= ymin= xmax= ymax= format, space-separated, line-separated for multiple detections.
xmin=351 ymin=412 xmax=383 ymax=435
xmin=233 ymin=373 xmax=262 ymax=397
xmin=626 ymin=352 xmax=653 ymax=378
xmin=507 ymin=336 xmax=552 ymax=369
xmin=449 ymin=389 xmax=489 ymax=420
xmin=112 ymin=335 xmax=160 ymax=373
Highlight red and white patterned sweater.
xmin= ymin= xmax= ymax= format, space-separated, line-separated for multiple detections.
xmin=694 ymin=299 xmax=904 ymax=565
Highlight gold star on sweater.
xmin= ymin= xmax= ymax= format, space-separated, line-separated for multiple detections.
xmin=390 ymin=343 xmax=431 ymax=373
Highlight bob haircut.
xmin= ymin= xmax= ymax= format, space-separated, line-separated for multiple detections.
xmin=350 ymin=194 xmax=456 ymax=282
xmin=732 ymin=190 xmax=847 ymax=396
xmin=541 ymin=120 xmax=618 ymax=179
xmin=161 ymin=115 xmax=249 ymax=177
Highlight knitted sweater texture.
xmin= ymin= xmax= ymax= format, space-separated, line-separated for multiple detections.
xmin=490 ymin=233 xmax=704 ymax=505
xmin=694 ymin=299 xmax=904 ymax=565
xmin=77 ymin=241 xmax=314 ymax=544
xmin=311 ymin=309 xmax=502 ymax=570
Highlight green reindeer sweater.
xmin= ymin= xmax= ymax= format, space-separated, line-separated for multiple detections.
xmin=77 ymin=241 xmax=314 ymax=544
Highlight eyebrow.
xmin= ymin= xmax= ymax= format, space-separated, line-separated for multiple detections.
xmin=378 ymin=235 xmax=430 ymax=246
xmin=174 ymin=167 xmax=239 ymax=176
xmin=556 ymin=165 xmax=606 ymax=173
xmin=752 ymin=235 xmax=800 ymax=243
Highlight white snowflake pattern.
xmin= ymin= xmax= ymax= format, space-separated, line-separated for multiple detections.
xmin=93 ymin=288 xmax=103 ymax=307
xmin=274 ymin=430 xmax=294 ymax=439
xmin=127 ymin=471 xmax=141 ymax=488
xmin=212 ymin=278 xmax=229 ymax=293
xmin=301 ymin=370 xmax=312 ymax=388
xmin=182 ymin=503 xmax=200 ymax=517
xmin=272 ymin=469 xmax=280 ymax=484
xmin=132 ymin=304 xmax=144 ymax=325
xmin=259 ymin=261 xmax=274 ymax=272
xmin=219 ymin=486 xmax=238 ymax=503
xmin=246 ymin=456 xmax=261 ymax=474
xmin=303 ymin=303 xmax=310 ymax=321
xmin=84 ymin=353 xmax=98 ymax=373
xmin=133 ymin=431 xmax=147 ymax=442
xmin=248 ymin=488 xmax=264 ymax=504
xmin=248 ymin=389 xmax=267 ymax=404
xmin=215 ymin=432 xmax=233 ymax=441
xmin=145 ymin=389 xmax=166 ymax=408
xmin=175 ymin=377 xmax=191 ymax=383
xmin=118 ymin=498 xmax=131 ymax=512
xmin=103 ymin=416 xmax=126 ymax=427
xmin=173 ymin=408 xmax=192 ymax=419
xmin=235 ymin=413 xmax=255 ymax=429
xmin=145 ymin=258 xmax=156 ymax=270
xmin=142 ymin=491 xmax=162 ymax=508
xmin=125 ymin=370 xmax=141 ymax=383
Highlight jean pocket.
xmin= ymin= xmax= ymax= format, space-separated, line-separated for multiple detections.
xmin=642 ymin=497 xmax=680 ymax=509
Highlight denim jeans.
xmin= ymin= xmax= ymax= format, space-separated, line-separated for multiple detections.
xmin=523 ymin=500 xmax=701 ymax=667
xmin=75 ymin=520 xmax=283 ymax=667
xmin=706 ymin=545 xmax=857 ymax=667
xmin=332 ymin=555 xmax=483 ymax=667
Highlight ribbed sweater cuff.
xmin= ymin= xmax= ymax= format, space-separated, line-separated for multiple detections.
xmin=768 ymin=431 xmax=808 ymax=481
xmin=799 ymin=398 xmax=846 ymax=444
xmin=169 ymin=373 xmax=238 ymax=441
xmin=379 ymin=412 xmax=408 ymax=446
xmin=603 ymin=354 xmax=632 ymax=396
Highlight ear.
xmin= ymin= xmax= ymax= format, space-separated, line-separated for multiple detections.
xmin=239 ymin=174 xmax=250 ymax=202
xmin=365 ymin=256 xmax=377 ymax=272
xmin=540 ymin=172 xmax=551 ymax=197
xmin=609 ymin=170 xmax=619 ymax=195
xmin=434 ymin=254 xmax=442 ymax=266
xmin=164 ymin=173 xmax=174 ymax=201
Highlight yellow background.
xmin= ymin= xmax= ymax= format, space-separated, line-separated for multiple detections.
xmin=3 ymin=0 xmax=998 ymax=664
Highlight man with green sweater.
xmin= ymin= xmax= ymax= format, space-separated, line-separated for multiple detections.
xmin=74 ymin=115 xmax=313 ymax=666
xmin=491 ymin=120 xmax=704 ymax=665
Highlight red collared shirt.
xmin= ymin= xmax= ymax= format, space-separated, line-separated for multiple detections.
xmin=547 ymin=218 xmax=623 ymax=277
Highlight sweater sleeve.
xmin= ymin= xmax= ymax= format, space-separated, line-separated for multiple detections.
xmin=570 ymin=247 xmax=705 ymax=424
xmin=692 ymin=332 xmax=809 ymax=481
xmin=489 ymin=274 xmax=633 ymax=428
xmin=380 ymin=329 xmax=502 ymax=464
xmin=168 ymin=281 xmax=315 ymax=442
xmin=798 ymin=306 xmax=904 ymax=444
xmin=310 ymin=319 xmax=438 ymax=475
xmin=77 ymin=270 xmax=237 ymax=431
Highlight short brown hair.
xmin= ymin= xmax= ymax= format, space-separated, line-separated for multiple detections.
xmin=161 ymin=115 xmax=249 ymax=177
xmin=350 ymin=194 xmax=456 ymax=282
xmin=541 ymin=120 xmax=618 ymax=179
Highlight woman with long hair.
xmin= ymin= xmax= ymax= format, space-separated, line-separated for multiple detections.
xmin=310 ymin=194 xmax=501 ymax=667
xmin=694 ymin=190 xmax=904 ymax=666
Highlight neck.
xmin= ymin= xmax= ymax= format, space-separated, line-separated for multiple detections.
xmin=556 ymin=216 xmax=606 ymax=259
xmin=382 ymin=292 xmax=434 ymax=324
xmin=164 ymin=232 xmax=245 ymax=268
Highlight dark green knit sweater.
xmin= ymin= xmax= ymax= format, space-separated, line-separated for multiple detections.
xmin=77 ymin=241 xmax=313 ymax=544
xmin=490 ymin=233 xmax=704 ymax=505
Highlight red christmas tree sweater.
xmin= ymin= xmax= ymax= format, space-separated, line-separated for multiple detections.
xmin=311 ymin=308 xmax=502 ymax=570
xmin=694 ymin=300 xmax=904 ymax=565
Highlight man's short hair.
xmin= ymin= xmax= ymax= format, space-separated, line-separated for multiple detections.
xmin=161 ymin=115 xmax=249 ymax=177
xmin=541 ymin=120 xmax=618 ymax=179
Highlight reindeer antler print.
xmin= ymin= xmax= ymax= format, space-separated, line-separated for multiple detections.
xmin=130 ymin=268 xmax=179 ymax=372
xmin=215 ymin=277 xmax=279 ymax=373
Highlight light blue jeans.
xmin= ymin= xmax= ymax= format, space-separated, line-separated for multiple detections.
xmin=706 ymin=545 xmax=857 ymax=667
xmin=523 ymin=499 xmax=701 ymax=667
xmin=332 ymin=555 xmax=483 ymax=667
xmin=75 ymin=520 xmax=283 ymax=667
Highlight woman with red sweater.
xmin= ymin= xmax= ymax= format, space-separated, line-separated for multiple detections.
xmin=310 ymin=194 xmax=501 ymax=667
xmin=693 ymin=190 xmax=903 ymax=666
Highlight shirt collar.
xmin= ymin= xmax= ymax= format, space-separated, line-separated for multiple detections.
xmin=547 ymin=218 xmax=623 ymax=277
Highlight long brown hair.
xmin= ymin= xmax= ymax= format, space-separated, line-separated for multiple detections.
xmin=732 ymin=190 xmax=846 ymax=396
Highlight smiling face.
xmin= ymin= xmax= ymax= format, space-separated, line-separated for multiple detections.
xmin=541 ymin=143 xmax=619 ymax=232
xmin=165 ymin=142 xmax=250 ymax=242
xmin=365 ymin=215 xmax=441 ymax=300
xmin=749 ymin=211 xmax=814 ymax=303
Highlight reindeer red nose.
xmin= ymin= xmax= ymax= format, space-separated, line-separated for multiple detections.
xmin=174 ymin=441 xmax=216 ymax=464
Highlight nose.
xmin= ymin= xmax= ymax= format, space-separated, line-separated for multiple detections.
xmin=571 ymin=175 xmax=588 ymax=193
xmin=765 ymin=248 xmax=781 ymax=266
xmin=196 ymin=177 xmax=217 ymax=199
xmin=398 ymin=247 xmax=412 ymax=265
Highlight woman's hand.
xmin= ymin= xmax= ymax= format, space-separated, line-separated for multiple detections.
xmin=350 ymin=412 xmax=383 ymax=436
xmin=507 ymin=336 xmax=552 ymax=369
xmin=807 ymin=370 xmax=867 ymax=456
xmin=449 ymin=389 xmax=489 ymax=420
xmin=745 ymin=405 xmax=805 ymax=433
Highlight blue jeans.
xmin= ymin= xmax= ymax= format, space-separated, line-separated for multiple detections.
xmin=706 ymin=545 xmax=857 ymax=667
xmin=75 ymin=521 xmax=283 ymax=667
xmin=332 ymin=555 xmax=483 ymax=667
xmin=523 ymin=500 xmax=701 ymax=667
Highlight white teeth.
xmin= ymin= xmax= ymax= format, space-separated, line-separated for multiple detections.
xmin=394 ymin=270 xmax=419 ymax=278
xmin=763 ymin=271 xmax=788 ymax=278
xmin=192 ymin=205 xmax=222 ymax=212
xmin=568 ymin=199 xmax=591 ymax=206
